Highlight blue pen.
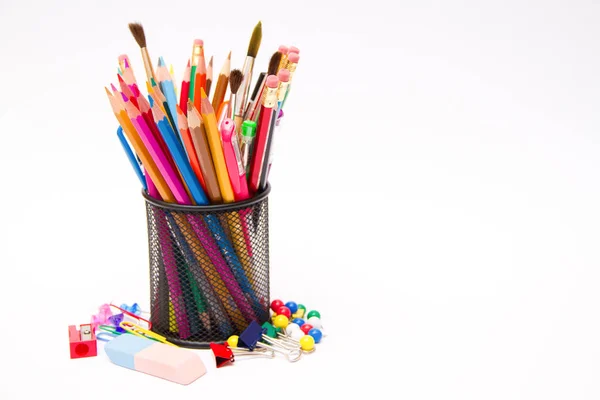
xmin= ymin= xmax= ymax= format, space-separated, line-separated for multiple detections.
xmin=116 ymin=127 xmax=147 ymax=190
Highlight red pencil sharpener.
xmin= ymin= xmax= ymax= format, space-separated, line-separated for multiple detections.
xmin=69 ymin=324 xmax=97 ymax=359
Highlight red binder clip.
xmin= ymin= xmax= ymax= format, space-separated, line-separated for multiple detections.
xmin=210 ymin=343 xmax=234 ymax=368
xmin=68 ymin=324 xmax=97 ymax=359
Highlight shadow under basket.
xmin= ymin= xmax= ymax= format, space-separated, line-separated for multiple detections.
xmin=143 ymin=185 xmax=271 ymax=348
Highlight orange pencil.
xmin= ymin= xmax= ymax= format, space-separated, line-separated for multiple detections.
xmin=105 ymin=88 xmax=176 ymax=203
xmin=193 ymin=43 xmax=207 ymax=112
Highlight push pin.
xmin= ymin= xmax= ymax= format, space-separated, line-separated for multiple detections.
xmin=68 ymin=324 xmax=97 ymax=359
xmin=91 ymin=304 xmax=112 ymax=331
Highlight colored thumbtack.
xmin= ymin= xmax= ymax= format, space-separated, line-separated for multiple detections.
xmin=120 ymin=303 xmax=142 ymax=315
xmin=227 ymin=335 xmax=239 ymax=348
xmin=300 ymin=324 xmax=313 ymax=335
xmin=273 ymin=315 xmax=289 ymax=328
xmin=277 ymin=306 xmax=291 ymax=319
xmin=91 ymin=304 xmax=113 ymax=330
xmin=293 ymin=304 xmax=306 ymax=319
xmin=285 ymin=323 xmax=301 ymax=335
xmin=292 ymin=318 xmax=305 ymax=327
xmin=307 ymin=316 xmax=323 ymax=330
xmin=270 ymin=299 xmax=284 ymax=312
xmin=299 ymin=335 xmax=315 ymax=351
xmin=308 ymin=328 xmax=323 ymax=343
xmin=307 ymin=310 xmax=321 ymax=319
xmin=285 ymin=301 xmax=298 ymax=314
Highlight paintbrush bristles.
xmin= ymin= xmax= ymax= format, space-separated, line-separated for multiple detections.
xmin=247 ymin=21 xmax=262 ymax=58
xmin=268 ymin=52 xmax=282 ymax=76
xmin=128 ymin=23 xmax=147 ymax=48
xmin=229 ymin=69 xmax=244 ymax=95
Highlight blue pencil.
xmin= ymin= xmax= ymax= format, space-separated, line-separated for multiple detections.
xmin=150 ymin=102 xmax=209 ymax=205
xmin=116 ymin=127 xmax=147 ymax=190
xmin=158 ymin=57 xmax=180 ymax=134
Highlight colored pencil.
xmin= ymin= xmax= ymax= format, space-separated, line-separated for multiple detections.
xmin=150 ymin=102 xmax=209 ymax=205
xmin=179 ymin=60 xmax=191 ymax=116
xmin=211 ymin=51 xmax=230 ymax=113
xmin=157 ymin=56 xmax=179 ymax=132
xmin=124 ymin=98 xmax=189 ymax=204
xmin=199 ymin=88 xmax=235 ymax=203
xmin=175 ymin=105 xmax=206 ymax=191
xmin=187 ymin=101 xmax=222 ymax=204
xmin=106 ymin=88 xmax=175 ymax=202
xmin=116 ymin=126 xmax=146 ymax=190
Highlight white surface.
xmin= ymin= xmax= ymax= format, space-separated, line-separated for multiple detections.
xmin=1 ymin=0 xmax=599 ymax=398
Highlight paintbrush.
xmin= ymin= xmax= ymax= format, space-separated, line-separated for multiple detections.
xmin=228 ymin=69 xmax=243 ymax=120
xmin=128 ymin=22 xmax=156 ymax=83
xmin=244 ymin=51 xmax=280 ymax=122
xmin=233 ymin=21 xmax=262 ymax=133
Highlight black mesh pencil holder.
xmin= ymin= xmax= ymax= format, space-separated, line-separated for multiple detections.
xmin=143 ymin=185 xmax=271 ymax=348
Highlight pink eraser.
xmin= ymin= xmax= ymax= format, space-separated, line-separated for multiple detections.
xmin=277 ymin=69 xmax=290 ymax=83
xmin=194 ymin=39 xmax=204 ymax=46
xmin=289 ymin=46 xmax=300 ymax=54
xmin=266 ymin=75 xmax=279 ymax=88
xmin=288 ymin=52 xmax=300 ymax=63
xmin=278 ymin=45 xmax=289 ymax=54
xmin=105 ymin=334 xmax=207 ymax=385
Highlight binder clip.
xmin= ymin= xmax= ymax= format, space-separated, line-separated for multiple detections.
xmin=68 ymin=324 xmax=97 ymax=359
xmin=210 ymin=343 xmax=234 ymax=368
xmin=238 ymin=321 xmax=302 ymax=362
xmin=239 ymin=321 xmax=265 ymax=350
xmin=210 ymin=342 xmax=275 ymax=368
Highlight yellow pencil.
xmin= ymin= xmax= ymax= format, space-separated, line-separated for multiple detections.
xmin=199 ymin=88 xmax=235 ymax=203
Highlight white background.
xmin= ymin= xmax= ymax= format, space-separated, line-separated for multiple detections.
xmin=1 ymin=0 xmax=599 ymax=398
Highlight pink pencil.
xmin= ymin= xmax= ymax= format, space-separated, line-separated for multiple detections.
xmin=219 ymin=118 xmax=250 ymax=201
xmin=220 ymin=118 xmax=253 ymax=256
xmin=123 ymin=99 xmax=192 ymax=205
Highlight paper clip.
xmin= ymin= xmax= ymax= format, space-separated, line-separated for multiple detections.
xmin=120 ymin=321 xmax=177 ymax=347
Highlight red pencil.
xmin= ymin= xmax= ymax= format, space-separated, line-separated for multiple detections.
xmin=179 ymin=59 xmax=191 ymax=116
